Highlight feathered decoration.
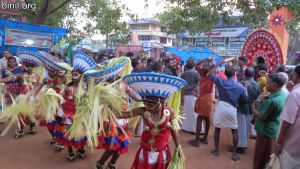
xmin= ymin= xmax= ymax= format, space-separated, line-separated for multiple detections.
xmin=0 ymin=94 xmax=36 ymax=136
xmin=37 ymin=88 xmax=63 ymax=121
xmin=166 ymin=90 xmax=184 ymax=131
xmin=33 ymin=66 xmax=46 ymax=79
xmin=68 ymin=80 xmax=127 ymax=148
xmin=118 ymin=57 xmax=132 ymax=77
xmin=67 ymin=77 xmax=91 ymax=142
xmin=167 ymin=145 xmax=185 ymax=169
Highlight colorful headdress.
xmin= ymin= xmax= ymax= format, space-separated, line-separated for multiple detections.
xmin=16 ymin=49 xmax=43 ymax=66
xmin=122 ymin=72 xmax=187 ymax=99
xmin=38 ymin=51 xmax=72 ymax=71
xmin=84 ymin=57 xmax=131 ymax=80
xmin=72 ymin=52 xmax=97 ymax=72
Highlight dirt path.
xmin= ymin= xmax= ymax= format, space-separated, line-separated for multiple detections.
xmin=0 ymin=124 xmax=254 ymax=169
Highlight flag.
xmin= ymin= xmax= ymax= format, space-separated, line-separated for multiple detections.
xmin=66 ymin=44 xmax=73 ymax=66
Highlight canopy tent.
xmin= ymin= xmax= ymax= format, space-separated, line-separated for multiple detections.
xmin=187 ymin=47 xmax=223 ymax=63
xmin=165 ymin=47 xmax=190 ymax=61
xmin=0 ymin=19 xmax=69 ymax=54
xmin=166 ymin=47 xmax=223 ymax=63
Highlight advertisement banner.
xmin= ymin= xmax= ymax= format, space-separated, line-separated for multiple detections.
xmin=5 ymin=28 xmax=53 ymax=48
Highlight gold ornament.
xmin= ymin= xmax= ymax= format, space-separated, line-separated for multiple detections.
xmin=148 ymin=138 xmax=155 ymax=146
xmin=151 ymin=127 xmax=160 ymax=136
xmin=144 ymin=111 xmax=151 ymax=118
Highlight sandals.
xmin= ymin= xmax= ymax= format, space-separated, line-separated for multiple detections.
xmin=67 ymin=152 xmax=76 ymax=161
xmin=96 ymin=161 xmax=104 ymax=169
xmin=15 ymin=130 xmax=24 ymax=139
xmin=77 ymin=149 xmax=87 ymax=159
xmin=49 ymin=137 xmax=56 ymax=145
xmin=55 ymin=144 xmax=64 ymax=152
xmin=28 ymin=127 xmax=37 ymax=134
xmin=106 ymin=162 xmax=117 ymax=169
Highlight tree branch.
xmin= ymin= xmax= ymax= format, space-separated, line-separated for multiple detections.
xmin=48 ymin=0 xmax=72 ymax=15
xmin=23 ymin=0 xmax=37 ymax=16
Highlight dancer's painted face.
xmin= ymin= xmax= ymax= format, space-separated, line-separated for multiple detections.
xmin=72 ymin=70 xmax=82 ymax=80
xmin=144 ymin=101 xmax=160 ymax=112
xmin=25 ymin=65 xmax=33 ymax=73
xmin=48 ymin=70 xmax=57 ymax=77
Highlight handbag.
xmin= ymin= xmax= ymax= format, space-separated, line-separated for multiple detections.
xmin=265 ymin=154 xmax=282 ymax=169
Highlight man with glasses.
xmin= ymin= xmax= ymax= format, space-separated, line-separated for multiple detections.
xmin=252 ymin=73 xmax=288 ymax=169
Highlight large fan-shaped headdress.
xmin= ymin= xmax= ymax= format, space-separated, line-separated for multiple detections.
xmin=240 ymin=29 xmax=283 ymax=72
xmin=122 ymin=72 xmax=187 ymax=100
xmin=72 ymin=52 xmax=97 ymax=72
xmin=84 ymin=57 xmax=131 ymax=80
xmin=38 ymin=51 xmax=72 ymax=71
xmin=16 ymin=49 xmax=43 ymax=66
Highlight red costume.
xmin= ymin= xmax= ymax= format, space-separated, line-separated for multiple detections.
xmin=39 ymin=77 xmax=63 ymax=129
xmin=54 ymin=85 xmax=87 ymax=149
xmin=132 ymin=106 xmax=172 ymax=169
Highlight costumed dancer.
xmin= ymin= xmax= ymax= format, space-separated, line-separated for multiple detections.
xmin=122 ymin=72 xmax=187 ymax=169
xmin=40 ymin=69 xmax=66 ymax=146
xmin=96 ymin=105 xmax=131 ymax=169
xmin=54 ymin=68 xmax=87 ymax=160
xmin=36 ymin=51 xmax=71 ymax=148
xmin=54 ymin=52 xmax=97 ymax=160
xmin=14 ymin=50 xmax=42 ymax=138
xmin=82 ymin=56 xmax=133 ymax=169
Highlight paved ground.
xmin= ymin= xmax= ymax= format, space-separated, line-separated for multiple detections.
xmin=0 ymin=124 xmax=254 ymax=169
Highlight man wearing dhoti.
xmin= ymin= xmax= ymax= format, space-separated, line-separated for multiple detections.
xmin=181 ymin=60 xmax=200 ymax=134
xmin=210 ymin=64 xmax=248 ymax=161
xmin=236 ymin=68 xmax=260 ymax=153
xmin=191 ymin=58 xmax=214 ymax=147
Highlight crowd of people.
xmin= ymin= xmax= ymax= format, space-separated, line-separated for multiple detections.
xmin=0 ymin=48 xmax=299 ymax=169
xmin=178 ymin=56 xmax=300 ymax=169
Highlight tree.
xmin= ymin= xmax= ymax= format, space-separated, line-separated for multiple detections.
xmin=165 ymin=0 xmax=300 ymax=30
xmin=158 ymin=1 xmax=221 ymax=48
xmin=87 ymin=0 xmax=131 ymax=49
xmin=158 ymin=7 xmax=185 ymax=48
xmin=160 ymin=0 xmax=300 ymax=50
xmin=19 ymin=0 xmax=84 ymax=26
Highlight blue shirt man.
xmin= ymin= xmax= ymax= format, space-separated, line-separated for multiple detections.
xmin=210 ymin=73 xmax=248 ymax=108
xmin=209 ymin=64 xmax=248 ymax=161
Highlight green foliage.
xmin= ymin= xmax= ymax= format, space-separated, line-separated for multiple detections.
xmin=158 ymin=7 xmax=185 ymax=35
xmin=163 ymin=0 xmax=300 ymax=30
xmin=86 ymin=0 xmax=131 ymax=48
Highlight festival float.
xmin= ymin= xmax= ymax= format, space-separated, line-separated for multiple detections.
xmin=240 ymin=6 xmax=293 ymax=72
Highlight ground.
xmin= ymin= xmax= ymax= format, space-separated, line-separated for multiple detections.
xmin=0 ymin=125 xmax=254 ymax=169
